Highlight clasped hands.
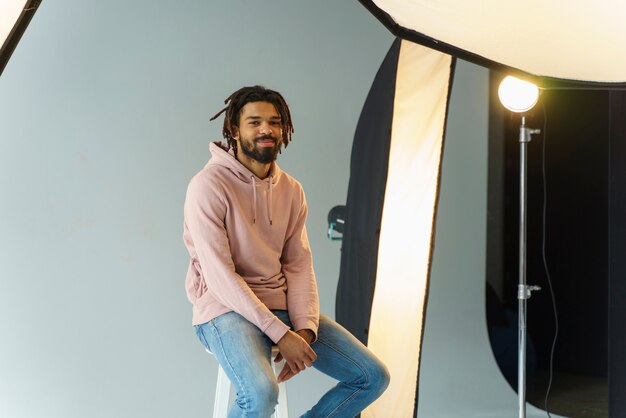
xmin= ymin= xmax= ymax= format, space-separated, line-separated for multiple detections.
xmin=275 ymin=329 xmax=316 ymax=382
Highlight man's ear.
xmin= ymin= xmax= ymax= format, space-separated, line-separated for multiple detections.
xmin=231 ymin=125 xmax=239 ymax=139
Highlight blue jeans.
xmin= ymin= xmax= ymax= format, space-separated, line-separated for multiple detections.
xmin=195 ymin=310 xmax=389 ymax=418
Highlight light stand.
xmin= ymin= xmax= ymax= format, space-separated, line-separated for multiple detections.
xmin=498 ymin=76 xmax=541 ymax=418
xmin=516 ymin=116 xmax=541 ymax=418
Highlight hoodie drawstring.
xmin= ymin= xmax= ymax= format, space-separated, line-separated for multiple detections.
xmin=268 ymin=175 xmax=273 ymax=226
xmin=251 ymin=175 xmax=273 ymax=225
xmin=251 ymin=176 xmax=257 ymax=224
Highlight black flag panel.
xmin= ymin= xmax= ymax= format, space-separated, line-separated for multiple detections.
xmin=335 ymin=38 xmax=400 ymax=345
xmin=609 ymin=91 xmax=626 ymax=418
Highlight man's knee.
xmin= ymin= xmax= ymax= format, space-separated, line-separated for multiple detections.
xmin=368 ymin=361 xmax=390 ymax=396
xmin=256 ymin=378 xmax=280 ymax=406
xmin=242 ymin=378 xmax=279 ymax=415
xmin=347 ymin=358 xmax=390 ymax=399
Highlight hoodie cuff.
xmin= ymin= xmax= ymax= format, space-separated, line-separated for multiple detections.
xmin=265 ymin=318 xmax=290 ymax=344
xmin=294 ymin=319 xmax=319 ymax=343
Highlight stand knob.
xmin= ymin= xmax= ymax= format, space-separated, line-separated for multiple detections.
xmin=518 ymin=284 xmax=542 ymax=300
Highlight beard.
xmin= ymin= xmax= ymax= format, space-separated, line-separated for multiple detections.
xmin=239 ymin=134 xmax=281 ymax=164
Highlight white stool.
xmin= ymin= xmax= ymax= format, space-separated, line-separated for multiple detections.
xmin=207 ymin=346 xmax=289 ymax=418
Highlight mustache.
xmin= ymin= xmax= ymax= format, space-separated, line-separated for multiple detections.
xmin=255 ymin=134 xmax=276 ymax=141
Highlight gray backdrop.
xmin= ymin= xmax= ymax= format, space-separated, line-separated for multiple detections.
xmin=0 ymin=1 xmax=554 ymax=417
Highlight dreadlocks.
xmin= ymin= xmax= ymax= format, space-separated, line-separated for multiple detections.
xmin=209 ymin=86 xmax=294 ymax=155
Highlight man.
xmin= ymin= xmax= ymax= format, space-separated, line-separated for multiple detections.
xmin=183 ymin=85 xmax=389 ymax=417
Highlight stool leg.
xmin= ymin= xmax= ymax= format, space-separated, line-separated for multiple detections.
xmin=276 ymin=380 xmax=289 ymax=418
xmin=209 ymin=348 xmax=288 ymax=418
xmin=271 ymin=357 xmax=289 ymax=418
xmin=213 ymin=364 xmax=230 ymax=418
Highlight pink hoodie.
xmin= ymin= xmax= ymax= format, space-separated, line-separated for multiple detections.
xmin=183 ymin=141 xmax=319 ymax=343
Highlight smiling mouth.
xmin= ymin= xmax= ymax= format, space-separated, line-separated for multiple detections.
xmin=256 ymin=139 xmax=276 ymax=147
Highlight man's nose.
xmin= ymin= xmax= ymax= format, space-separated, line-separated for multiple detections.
xmin=259 ymin=123 xmax=274 ymax=135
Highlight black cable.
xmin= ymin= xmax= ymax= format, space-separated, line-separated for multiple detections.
xmin=539 ymin=102 xmax=559 ymax=418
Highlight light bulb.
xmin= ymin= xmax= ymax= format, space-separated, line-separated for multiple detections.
xmin=498 ymin=76 xmax=539 ymax=113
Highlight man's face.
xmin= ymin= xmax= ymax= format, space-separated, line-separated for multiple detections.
xmin=232 ymin=101 xmax=283 ymax=164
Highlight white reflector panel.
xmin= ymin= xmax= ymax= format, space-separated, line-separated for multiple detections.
xmin=364 ymin=40 xmax=452 ymax=417
xmin=0 ymin=0 xmax=28 ymax=50
xmin=371 ymin=0 xmax=626 ymax=83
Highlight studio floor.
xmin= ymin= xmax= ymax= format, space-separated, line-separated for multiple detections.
xmin=527 ymin=371 xmax=608 ymax=418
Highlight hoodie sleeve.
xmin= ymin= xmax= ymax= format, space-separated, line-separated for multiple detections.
xmin=281 ymin=187 xmax=320 ymax=341
xmin=184 ymin=174 xmax=290 ymax=343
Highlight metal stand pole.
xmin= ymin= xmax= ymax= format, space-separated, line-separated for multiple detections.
xmin=518 ymin=116 xmax=541 ymax=418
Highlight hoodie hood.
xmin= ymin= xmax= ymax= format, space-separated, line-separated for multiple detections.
xmin=207 ymin=141 xmax=281 ymax=225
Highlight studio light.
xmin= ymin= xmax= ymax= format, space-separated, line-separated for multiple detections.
xmin=499 ymin=75 xmax=541 ymax=418
xmin=498 ymin=75 xmax=539 ymax=113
